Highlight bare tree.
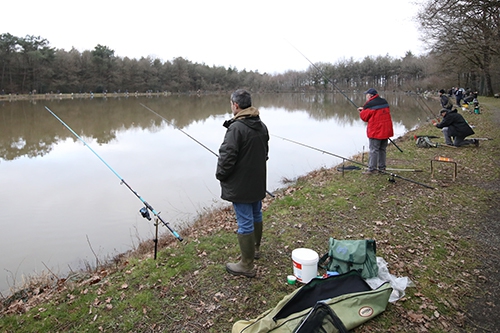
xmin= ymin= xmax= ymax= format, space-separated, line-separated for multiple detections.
xmin=417 ymin=0 xmax=500 ymax=95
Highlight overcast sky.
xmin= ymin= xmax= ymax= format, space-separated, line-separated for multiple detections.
xmin=2 ymin=0 xmax=425 ymax=74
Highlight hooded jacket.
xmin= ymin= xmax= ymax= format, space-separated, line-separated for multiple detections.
xmin=359 ymin=94 xmax=394 ymax=139
xmin=440 ymin=94 xmax=453 ymax=110
xmin=216 ymin=107 xmax=269 ymax=203
xmin=436 ymin=109 xmax=474 ymax=137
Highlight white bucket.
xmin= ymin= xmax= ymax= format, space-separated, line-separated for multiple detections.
xmin=292 ymin=248 xmax=319 ymax=283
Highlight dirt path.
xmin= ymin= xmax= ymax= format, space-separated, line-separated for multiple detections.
xmin=463 ymin=106 xmax=500 ymax=332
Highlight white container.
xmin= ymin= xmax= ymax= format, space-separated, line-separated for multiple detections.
xmin=292 ymin=248 xmax=319 ymax=283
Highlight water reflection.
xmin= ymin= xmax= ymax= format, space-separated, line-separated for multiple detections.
xmin=1 ymin=92 xmax=432 ymax=162
xmin=0 ymin=93 xmax=436 ymax=295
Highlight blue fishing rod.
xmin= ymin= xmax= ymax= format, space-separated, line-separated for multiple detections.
xmin=139 ymin=103 xmax=275 ymax=198
xmin=45 ymin=106 xmax=183 ymax=259
xmin=287 ymin=41 xmax=403 ymax=153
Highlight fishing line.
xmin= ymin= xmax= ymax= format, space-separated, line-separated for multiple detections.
xmin=139 ymin=103 xmax=275 ymax=198
xmin=396 ymin=90 xmax=435 ymax=127
xmin=44 ymin=106 xmax=183 ymax=253
xmin=286 ymin=40 xmax=403 ymax=153
xmin=272 ymin=134 xmax=435 ymax=189
xmin=409 ymin=91 xmax=436 ymax=119
xmin=401 ymin=83 xmax=441 ymax=122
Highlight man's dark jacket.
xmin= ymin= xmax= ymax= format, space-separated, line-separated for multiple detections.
xmin=216 ymin=107 xmax=269 ymax=203
xmin=440 ymin=94 xmax=453 ymax=110
xmin=436 ymin=109 xmax=474 ymax=138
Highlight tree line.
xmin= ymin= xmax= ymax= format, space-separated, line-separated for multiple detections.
xmin=1 ymin=0 xmax=498 ymax=96
xmin=417 ymin=0 xmax=500 ymax=96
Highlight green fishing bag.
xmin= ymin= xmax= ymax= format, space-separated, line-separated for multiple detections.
xmin=319 ymin=238 xmax=378 ymax=279
xmin=232 ymin=271 xmax=392 ymax=333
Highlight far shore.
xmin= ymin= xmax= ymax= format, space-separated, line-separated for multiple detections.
xmin=0 ymin=91 xmax=171 ymax=101
xmin=0 ymin=90 xmax=246 ymax=101
xmin=0 ymin=90 xmax=441 ymax=102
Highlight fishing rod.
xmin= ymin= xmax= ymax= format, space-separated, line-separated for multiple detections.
xmin=139 ymin=103 xmax=275 ymax=198
xmin=338 ymin=165 xmax=423 ymax=172
xmin=44 ymin=106 xmax=183 ymax=259
xmin=272 ymin=134 xmax=435 ymax=189
xmin=287 ymin=41 xmax=403 ymax=153
xmin=408 ymin=91 xmax=437 ymax=120
xmin=401 ymin=83 xmax=441 ymax=123
xmin=140 ymin=103 xmax=218 ymax=157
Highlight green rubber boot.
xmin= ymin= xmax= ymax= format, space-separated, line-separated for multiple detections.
xmin=254 ymin=222 xmax=263 ymax=259
xmin=226 ymin=233 xmax=256 ymax=278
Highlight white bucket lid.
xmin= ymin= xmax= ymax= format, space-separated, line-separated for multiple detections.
xmin=292 ymin=248 xmax=319 ymax=264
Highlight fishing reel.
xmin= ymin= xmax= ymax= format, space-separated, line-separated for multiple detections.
xmin=388 ymin=174 xmax=396 ymax=183
xmin=139 ymin=207 xmax=151 ymax=220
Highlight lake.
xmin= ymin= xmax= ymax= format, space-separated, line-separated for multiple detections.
xmin=0 ymin=92 xmax=435 ymax=296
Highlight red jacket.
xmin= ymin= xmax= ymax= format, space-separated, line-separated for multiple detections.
xmin=359 ymin=94 xmax=394 ymax=139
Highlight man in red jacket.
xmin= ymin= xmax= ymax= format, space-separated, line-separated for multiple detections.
xmin=358 ymin=88 xmax=394 ymax=174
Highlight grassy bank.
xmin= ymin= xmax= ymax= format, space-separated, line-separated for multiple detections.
xmin=1 ymin=98 xmax=499 ymax=332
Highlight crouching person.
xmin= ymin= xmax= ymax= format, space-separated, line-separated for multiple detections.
xmin=435 ymin=109 xmax=478 ymax=147
xmin=216 ymin=89 xmax=269 ymax=278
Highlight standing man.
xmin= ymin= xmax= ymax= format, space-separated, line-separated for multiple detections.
xmin=358 ymin=88 xmax=394 ymax=175
xmin=455 ymin=88 xmax=464 ymax=107
xmin=439 ymin=89 xmax=453 ymax=110
xmin=216 ymin=89 xmax=269 ymax=278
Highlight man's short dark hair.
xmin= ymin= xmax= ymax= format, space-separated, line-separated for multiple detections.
xmin=231 ymin=89 xmax=252 ymax=109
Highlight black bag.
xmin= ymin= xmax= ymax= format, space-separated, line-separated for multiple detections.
xmin=293 ymin=301 xmax=349 ymax=333
xmin=319 ymin=238 xmax=378 ymax=279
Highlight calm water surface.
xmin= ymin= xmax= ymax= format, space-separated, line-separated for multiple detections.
xmin=0 ymin=92 xmax=435 ymax=295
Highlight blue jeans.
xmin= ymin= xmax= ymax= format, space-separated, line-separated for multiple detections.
xmin=368 ymin=138 xmax=388 ymax=171
xmin=233 ymin=201 xmax=263 ymax=234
